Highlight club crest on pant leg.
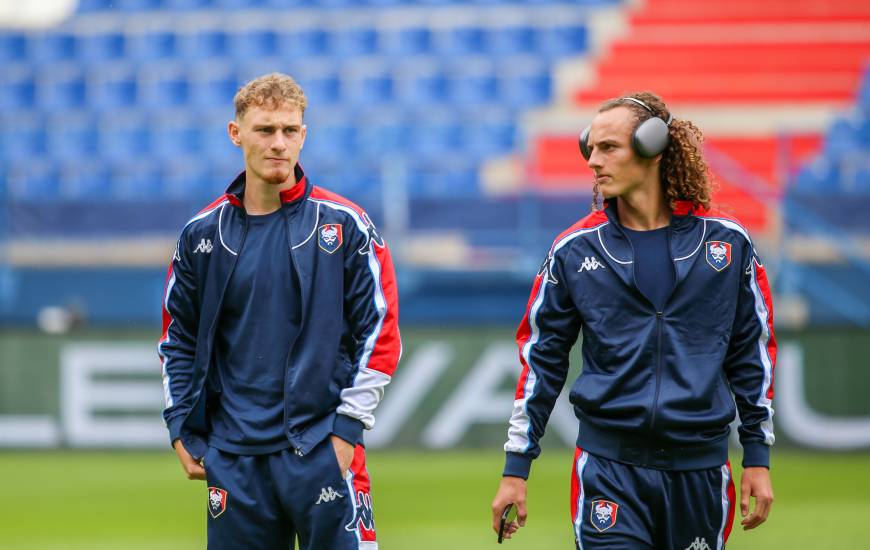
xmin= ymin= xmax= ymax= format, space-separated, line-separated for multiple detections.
xmin=208 ymin=487 xmax=227 ymax=518
xmin=705 ymin=241 xmax=732 ymax=272
xmin=590 ymin=499 xmax=618 ymax=532
xmin=319 ymin=224 xmax=343 ymax=254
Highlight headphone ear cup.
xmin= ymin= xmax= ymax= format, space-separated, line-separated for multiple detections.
xmin=632 ymin=117 xmax=670 ymax=158
xmin=579 ymin=126 xmax=592 ymax=160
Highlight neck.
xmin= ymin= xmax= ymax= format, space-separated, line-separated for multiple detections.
xmin=615 ymin=180 xmax=670 ymax=230
xmin=243 ymin=174 xmax=297 ymax=215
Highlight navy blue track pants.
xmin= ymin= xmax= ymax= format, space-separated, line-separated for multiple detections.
xmin=204 ymin=438 xmax=377 ymax=549
xmin=570 ymin=448 xmax=736 ymax=550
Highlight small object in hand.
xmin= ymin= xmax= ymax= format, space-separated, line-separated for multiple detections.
xmin=498 ymin=503 xmax=518 ymax=543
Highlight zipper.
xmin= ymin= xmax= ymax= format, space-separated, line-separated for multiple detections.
xmin=283 ymin=205 xmax=303 ymax=444
xmin=647 ymin=311 xmax=664 ymax=438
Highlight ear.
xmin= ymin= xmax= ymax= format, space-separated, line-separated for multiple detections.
xmin=227 ymin=120 xmax=241 ymax=147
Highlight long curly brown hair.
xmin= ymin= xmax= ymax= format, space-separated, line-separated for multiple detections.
xmin=592 ymin=91 xmax=712 ymax=211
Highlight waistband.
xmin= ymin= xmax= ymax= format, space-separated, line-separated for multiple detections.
xmin=576 ymin=421 xmax=729 ymax=471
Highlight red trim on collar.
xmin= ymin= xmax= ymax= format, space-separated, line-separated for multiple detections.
xmin=279 ymin=176 xmax=307 ymax=203
xmin=672 ymin=200 xmax=694 ymax=216
xmin=227 ymin=194 xmax=243 ymax=207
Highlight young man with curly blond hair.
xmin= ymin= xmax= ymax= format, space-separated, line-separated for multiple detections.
xmin=491 ymin=93 xmax=775 ymax=549
xmin=159 ymin=73 xmax=399 ymax=549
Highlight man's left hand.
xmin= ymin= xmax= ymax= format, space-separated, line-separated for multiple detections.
xmin=740 ymin=466 xmax=774 ymax=530
xmin=330 ymin=435 xmax=355 ymax=478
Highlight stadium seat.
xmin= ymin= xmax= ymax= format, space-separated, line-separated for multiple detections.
xmin=228 ymin=28 xmax=279 ymax=59
xmin=342 ymin=62 xmax=394 ymax=105
xmin=408 ymin=109 xmax=462 ymax=161
xmin=393 ymin=61 xmax=449 ymax=106
xmin=163 ymin=0 xmax=213 ymax=10
xmin=78 ymin=31 xmax=126 ymax=63
xmin=0 ymin=33 xmax=27 ymax=62
xmin=301 ymin=112 xmax=357 ymax=162
xmin=460 ymin=107 xmax=516 ymax=158
xmin=328 ymin=26 xmax=379 ymax=57
xmin=178 ymin=29 xmax=230 ymax=60
xmin=126 ymin=31 xmax=179 ymax=60
xmin=0 ymin=114 xmax=46 ymax=162
xmin=380 ymin=26 xmax=432 ymax=56
xmin=28 ymin=32 xmax=78 ymax=65
xmin=98 ymin=113 xmax=152 ymax=161
xmin=484 ymin=25 xmax=536 ymax=56
xmin=45 ymin=112 xmax=99 ymax=161
xmin=6 ymin=161 xmax=59 ymax=199
xmin=138 ymin=64 xmax=191 ymax=108
xmin=150 ymin=111 xmax=203 ymax=160
xmin=36 ymin=67 xmax=87 ymax=112
xmin=198 ymin=109 xmax=239 ymax=160
xmin=536 ymin=24 xmax=587 ymax=57
xmin=88 ymin=66 xmax=138 ymax=111
xmin=188 ymin=64 xmax=239 ymax=109
xmin=435 ymin=25 xmax=485 ymax=56
xmin=276 ymin=29 xmax=329 ymax=57
xmin=109 ymin=160 xmax=163 ymax=198
xmin=57 ymin=161 xmax=111 ymax=199
xmin=161 ymin=160 xmax=214 ymax=199
xmin=1 ymin=67 xmax=36 ymax=110
xmin=291 ymin=67 xmax=341 ymax=105
xmin=447 ymin=60 xmax=498 ymax=105
xmin=352 ymin=109 xmax=410 ymax=158
xmin=498 ymin=59 xmax=551 ymax=107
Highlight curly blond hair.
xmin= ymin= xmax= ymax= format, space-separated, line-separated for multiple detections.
xmin=234 ymin=73 xmax=308 ymax=120
xmin=593 ymin=91 xmax=712 ymax=211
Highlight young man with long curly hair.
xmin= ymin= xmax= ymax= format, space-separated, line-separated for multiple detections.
xmin=491 ymin=93 xmax=775 ymax=549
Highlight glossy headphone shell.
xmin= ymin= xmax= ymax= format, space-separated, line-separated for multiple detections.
xmin=579 ymin=113 xmax=671 ymax=160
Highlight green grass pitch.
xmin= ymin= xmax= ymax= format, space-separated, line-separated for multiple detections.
xmin=1 ymin=450 xmax=868 ymax=549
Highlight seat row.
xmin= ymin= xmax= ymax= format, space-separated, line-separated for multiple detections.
xmin=0 ymin=23 xmax=587 ymax=64
xmin=76 ymin=0 xmax=611 ymax=12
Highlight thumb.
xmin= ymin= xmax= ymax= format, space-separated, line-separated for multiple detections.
xmin=517 ymin=501 xmax=528 ymax=527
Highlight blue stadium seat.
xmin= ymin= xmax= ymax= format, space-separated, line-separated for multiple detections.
xmin=197 ymin=109 xmax=238 ymax=161
xmin=45 ymin=112 xmax=99 ymax=161
xmin=228 ymin=28 xmax=278 ymax=59
xmin=435 ymin=25 xmax=484 ymax=56
xmin=380 ymin=26 xmax=432 ymax=56
xmin=6 ymin=161 xmax=59 ymax=199
xmin=447 ymin=60 xmax=497 ymax=105
xmin=484 ymin=25 xmax=536 ymax=56
xmin=163 ymin=0 xmax=212 ymax=10
xmin=536 ymin=24 xmax=587 ymax=57
xmin=409 ymin=159 xmax=479 ymax=197
xmin=36 ymin=67 xmax=87 ymax=111
xmin=353 ymin=109 xmax=410 ymax=158
xmin=98 ymin=113 xmax=152 ymax=161
xmin=460 ymin=107 xmax=515 ymax=158
xmin=178 ymin=29 xmax=229 ymax=59
xmin=1 ymin=67 xmax=36 ymax=110
xmin=189 ymin=64 xmax=239 ymax=109
xmin=302 ymin=112 xmax=356 ymax=162
xmin=57 ymin=161 xmax=111 ymax=199
xmin=0 ymin=114 xmax=46 ymax=162
xmin=88 ymin=66 xmax=138 ymax=111
xmin=109 ymin=160 xmax=162 ymax=199
xmin=393 ymin=61 xmax=449 ymax=107
xmin=342 ymin=63 xmax=394 ymax=105
xmin=498 ymin=59 xmax=551 ymax=107
xmin=291 ymin=67 xmax=341 ymax=105
xmin=150 ymin=111 xmax=203 ymax=160
xmin=138 ymin=64 xmax=191 ymax=108
xmin=161 ymin=160 xmax=214 ymax=199
xmin=113 ymin=0 xmax=167 ymax=10
xmin=409 ymin=110 xmax=462 ymax=161
xmin=329 ymin=26 xmax=378 ymax=57
xmin=78 ymin=31 xmax=126 ymax=63
xmin=824 ymin=118 xmax=858 ymax=157
xmin=127 ymin=31 xmax=179 ymax=60
xmin=276 ymin=29 xmax=329 ymax=57
xmin=29 ymin=32 xmax=78 ymax=64
xmin=0 ymin=33 xmax=28 ymax=62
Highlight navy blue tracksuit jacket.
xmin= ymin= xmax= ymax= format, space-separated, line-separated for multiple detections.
xmin=158 ymin=165 xmax=401 ymax=461
xmin=504 ymin=200 xmax=776 ymax=478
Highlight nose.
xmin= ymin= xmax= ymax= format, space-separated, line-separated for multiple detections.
xmin=270 ymin=132 xmax=287 ymax=152
xmin=587 ymin=147 xmax=603 ymax=171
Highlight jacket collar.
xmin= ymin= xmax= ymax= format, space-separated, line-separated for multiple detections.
xmin=225 ymin=163 xmax=311 ymax=208
xmin=602 ymin=199 xmax=697 ymax=229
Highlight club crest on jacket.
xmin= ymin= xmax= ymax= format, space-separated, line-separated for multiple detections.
xmin=705 ymin=241 xmax=732 ymax=271
xmin=319 ymin=224 xmax=343 ymax=254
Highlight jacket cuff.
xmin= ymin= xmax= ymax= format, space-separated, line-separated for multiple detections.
xmin=741 ymin=441 xmax=770 ymax=469
xmin=332 ymin=414 xmax=365 ymax=446
xmin=167 ymin=416 xmax=185 ymax=448
xmin=503 ymin=452 xmax=534 ymax=479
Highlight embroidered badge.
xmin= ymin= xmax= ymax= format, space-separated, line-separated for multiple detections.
xmin=590 ymin=499 xmax=619 ymax=532
xmin=705 ymin=241 xmax=732 ymax=272
xmin=319 ymin=224 xmax=343 ymax=254
xmin=208 ymin=487 xmax=227 ymax=519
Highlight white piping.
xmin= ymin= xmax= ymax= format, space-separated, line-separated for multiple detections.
xmin=674 ymin=219 xmax=706 ymax=261
xmin=218 ymin=202 xmax=238 ymax=256
xmin=597 ymin=224 xmax=632 ymax=265
xmin=292 ymin=201 xmax=320 ymax=249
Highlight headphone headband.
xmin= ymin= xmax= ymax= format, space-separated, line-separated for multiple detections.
xmin=619 ymin=97 xmax=673 ymax=125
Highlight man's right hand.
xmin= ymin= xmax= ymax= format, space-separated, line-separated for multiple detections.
xmin=173 ymin=439 xmax=206 ymax=481
xmin=491 ymin=476 xmax=528 ymax=540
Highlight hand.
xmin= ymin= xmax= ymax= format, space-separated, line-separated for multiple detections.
xmin=491 ymin=476 xmax=528 ymax=540
xmin=740 ymin=466 xmax=773 ymax=530
xmin=330 ymin=435 xmax=355 ymax=478
xmin=173 ymin=439 xmax=206 ymax=481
